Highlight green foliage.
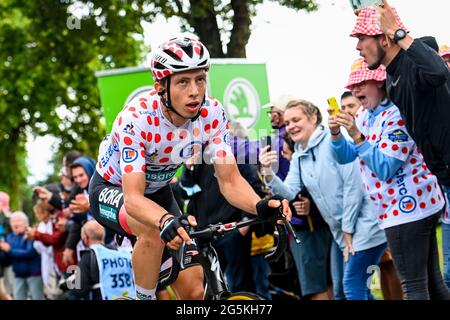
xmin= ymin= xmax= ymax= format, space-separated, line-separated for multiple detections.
xmin=0 ymin=0 xmax=146 ymax=209
xmin=0 ymin=0 xmax=317 ymax=210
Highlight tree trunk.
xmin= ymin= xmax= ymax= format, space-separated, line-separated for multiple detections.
xmin=189 ymin=0 xmax=225 ymax=58
xmin=7 ymin=129 xmax=21 ymax=211
xmin=227 ymin=0 xmax=251 ymax=58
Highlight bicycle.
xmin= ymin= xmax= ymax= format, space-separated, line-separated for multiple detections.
xmin=158 ymin=213 xmax=300 ymax=300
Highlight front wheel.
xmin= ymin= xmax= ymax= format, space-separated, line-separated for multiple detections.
xmin=225 ymin=292 xmax=265 ymax=300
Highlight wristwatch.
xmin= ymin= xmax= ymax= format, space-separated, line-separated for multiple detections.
xmin=353 ymin=133 xmax=366 ymax=145
xmin=393 ymin=29 xmax=407 ymax=44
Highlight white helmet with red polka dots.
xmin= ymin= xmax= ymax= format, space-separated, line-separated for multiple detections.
xmin=150 ymin=35 xmax=211 ymax=82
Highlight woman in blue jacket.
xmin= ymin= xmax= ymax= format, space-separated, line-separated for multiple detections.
xmin=260 ymin=99 xmax=386 ymax=300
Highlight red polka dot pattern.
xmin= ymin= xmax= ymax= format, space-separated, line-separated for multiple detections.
xmin=179 ymin=130 xmax=187 ymax=140
xmin=193 ymin=127 xmax=200 ymax=137
xmin=200 ymin=108 xmax=208 ymax=118
xmin=164 ymin=146 xmax=173 ymax=154
xmin=124 ymin=137 xmax=132 ymax=146
xmin=216 ymin=150 xmax=227 ymax=158
xmin=351 ymin=105 xmax=445 ymax=228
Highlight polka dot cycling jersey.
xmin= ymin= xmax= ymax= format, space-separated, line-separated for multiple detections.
xmin=354 ymin=104 xmax=445 ymax=229
xmin=95 ymin=89 xmax=232 ymax=194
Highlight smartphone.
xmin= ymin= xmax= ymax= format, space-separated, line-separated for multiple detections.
xmin=349 ymin=0 xmax=383 ymax=12
xmin=327 ymin=97 xmax=340 ymax=116
xmin=260 ymin=136 xmax=272 ymax=151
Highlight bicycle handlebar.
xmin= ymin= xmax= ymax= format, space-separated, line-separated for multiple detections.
xmin=158 ymin=213 xmax=300 ymax=288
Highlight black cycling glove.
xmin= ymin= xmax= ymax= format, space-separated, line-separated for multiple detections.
xmin=256 ymin=194 xmax=284 ymax=221
xmin=159 ymin=215 xmax=190 ymax=244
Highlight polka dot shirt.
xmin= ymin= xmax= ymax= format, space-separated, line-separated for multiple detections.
xmin=355 ymin=104 xmax=445 ymax=229
xmin=96 ymin=89 xmax=232 ymax=194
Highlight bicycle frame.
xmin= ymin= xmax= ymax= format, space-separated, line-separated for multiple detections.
xmin=195 ymin=241 xmax=230 ymax=300
xmin=158 ymin=215 xmax=299 ymax=299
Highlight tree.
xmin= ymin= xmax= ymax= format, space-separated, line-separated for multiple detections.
xmin=140 ymin=0 xmax=318 ymax=58
xmin=0 ymin=0 xmax=317 ymax=209
xmin=0 ymin=0 xmax=146 ymax=209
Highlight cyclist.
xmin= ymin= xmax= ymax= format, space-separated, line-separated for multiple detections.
xmin=88 ymin=35 xmax=291 ymax=300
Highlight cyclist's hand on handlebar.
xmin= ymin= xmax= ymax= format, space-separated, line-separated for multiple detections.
xmin=256 ymin=195 xmax=292 ymax=223
xmin=159 ymin=215 xmax=197 ymax=250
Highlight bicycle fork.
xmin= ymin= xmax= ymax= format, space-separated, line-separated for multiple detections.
xmin=196 ymin=242 xmax=230 ymax=300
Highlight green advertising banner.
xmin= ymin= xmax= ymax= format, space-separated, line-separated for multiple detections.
xmin=96 ymin=59 xmax=272 ymax=138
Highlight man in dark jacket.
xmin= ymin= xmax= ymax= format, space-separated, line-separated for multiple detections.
xmin=350 ymin=2 xmax=450 ymax=190
xmin=179 ymin=134 xmax=270 ymax=296
xmin=179 ymin=162 xmax=258 ymax=294
xmin=62 ymin=156 xmax=100 ymax=266
xmin=67 ymin=220 xmax=134 ymax=300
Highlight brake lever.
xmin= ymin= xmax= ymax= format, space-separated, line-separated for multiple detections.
xmin=279 ymin=207 xmax=301 ymax=245
xmin=174 ymin=217 xmax=193 ymax=269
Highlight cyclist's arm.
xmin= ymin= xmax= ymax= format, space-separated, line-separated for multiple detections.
xmin=214 ymin=156 xmax=260 ymax=215
xmin=122 ymin=172 xmax=171 ymax=229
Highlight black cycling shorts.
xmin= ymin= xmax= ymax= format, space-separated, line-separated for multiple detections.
xmin=89 ymin=171 xmax=183 ymax=238
xmin=89 ymin=171 xmax=199 ymax=287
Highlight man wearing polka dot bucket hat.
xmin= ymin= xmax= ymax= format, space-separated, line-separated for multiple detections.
xmin=88 ymin=34 xmax=292 ymax=300
xmin=351 ymin=0 xmax=450 ymax=208
xmin=328 ymin=58 xmax=450 ymax=300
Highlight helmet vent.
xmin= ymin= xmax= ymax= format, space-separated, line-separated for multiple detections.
xmin=170 ymin=64 xmax=186 ymax=70
xmin=181 ymin=44 xmax=193 ymax=58
xmin=197 ymin=59 xmax=207 ymax=67
xmin=153 ymin=62 xmax=166 ymax=70
xmin=164 ymin=49 xmax=183 ymax=62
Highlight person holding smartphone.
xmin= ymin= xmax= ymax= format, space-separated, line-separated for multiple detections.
xmin=351 ymin=0 xmax=450 ymax=207
xmin=329 ymin=58 xmax=450 ymax=300
xmin=260 ymin=99 xmax=386 ymax=300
